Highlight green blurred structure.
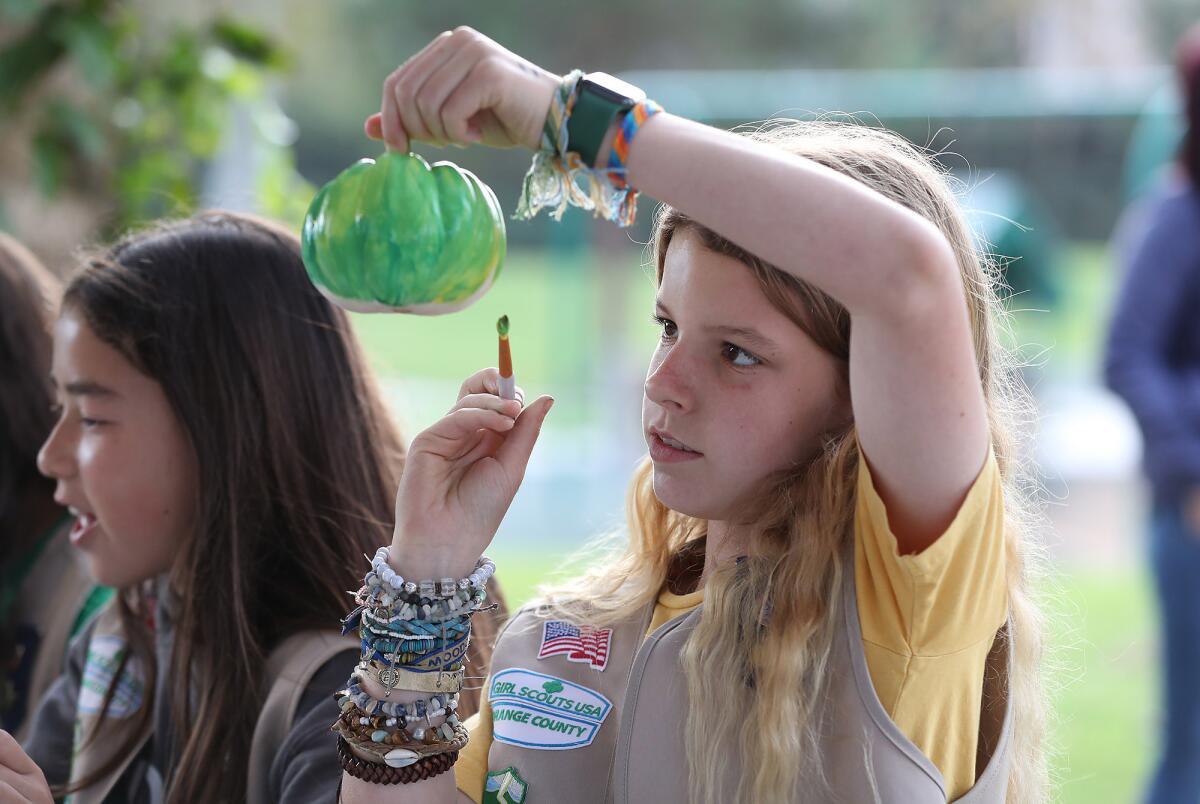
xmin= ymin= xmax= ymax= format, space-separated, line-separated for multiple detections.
xmin=1123 ymin=82 xmax=1184 ymax=202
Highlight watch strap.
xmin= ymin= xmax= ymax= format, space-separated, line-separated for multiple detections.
xmin=566 ymin=73 xmax=641 ymax=167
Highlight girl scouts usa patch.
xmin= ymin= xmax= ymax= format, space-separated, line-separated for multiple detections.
xmin=484 ymin=766 xmax=528 ymax=803
xmin=489 ymin=667 xmax=612 ymax=750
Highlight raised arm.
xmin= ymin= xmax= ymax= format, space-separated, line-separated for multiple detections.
xmin=618 ymin=114 xmax=990 ymax=552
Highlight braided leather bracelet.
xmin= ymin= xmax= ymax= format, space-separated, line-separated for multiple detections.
xmin=337 ymin=736 xmax=458 ymax=785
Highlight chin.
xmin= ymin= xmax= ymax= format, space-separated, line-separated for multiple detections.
xmin=651 ymin=473 xmax=727 ymax=520
xmin=84 ymin=556 xmax=154 ymax=590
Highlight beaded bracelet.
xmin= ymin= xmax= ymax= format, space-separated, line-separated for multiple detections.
xmin=341 ymin=704 xmax=461 ymax=746
xmin=333 ymin=711 xmax=469 ymax=763
xmin=338 ymin=736 xmax=459 ymax=783
xmin=367 ymin=549 xmax=495 ymax=598
xmin=335 ymin=707 xmax=460 ymax=749
xmin=339 ymin=679 xmax=459 ymax=722
xmin=352 ymin=588 xmax=486 ymax=624
xmin=362 ymin=609 xmax=471 ymax=635
xmin=340 ymin=703 xmax=463 ymax=747
xmin=360 ymin=620 xmax=469 ymax=655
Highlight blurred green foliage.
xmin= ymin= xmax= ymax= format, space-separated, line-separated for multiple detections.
xmin=0 ymin=0 xmax=312 ymax=234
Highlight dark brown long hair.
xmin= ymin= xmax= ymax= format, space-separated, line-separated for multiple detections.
xmin=0 ymin=234 xmax=63 ymax=713
xmin=0 ymin=234 xmax=61 ymax=555
xmin=57 ymin=212 xmax=504 ymax=801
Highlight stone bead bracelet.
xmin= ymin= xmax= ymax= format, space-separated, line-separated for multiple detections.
xmin=338 ymin=681 xmax=460 ymax=728
xmin=367 ymin=548 xmax=496 ymax=600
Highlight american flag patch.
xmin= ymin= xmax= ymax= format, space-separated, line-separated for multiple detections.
xmin=537 ymin=620 xmax=612 ymax=671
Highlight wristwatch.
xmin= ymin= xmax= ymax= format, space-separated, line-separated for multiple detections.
xmin=565 ymin=72 xmax=646 ymax=168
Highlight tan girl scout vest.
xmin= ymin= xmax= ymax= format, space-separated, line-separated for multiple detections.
xmin=64 ymin=602 xmax=356 ymax=804
xmin=483 ymin=571 xmax=1013 ymax=803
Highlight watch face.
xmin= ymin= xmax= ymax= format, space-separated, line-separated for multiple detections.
xmin=582 ymin=72 xmax=646 ymax=104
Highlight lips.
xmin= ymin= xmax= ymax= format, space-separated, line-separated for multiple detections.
xmin=67 ymin=508 xmax=100 ymax=547
xmin=647 ymin=427 xmax=703 ymax=463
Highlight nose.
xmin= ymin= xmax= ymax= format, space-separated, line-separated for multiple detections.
xmin=37 ymin=413 xmax=76 ymax=482
xmin=644 ymin=343 xmax=695 ymax=413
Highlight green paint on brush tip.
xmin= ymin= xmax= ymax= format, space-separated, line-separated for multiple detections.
xmin=497 ymin=315 xmax=509 ymax=337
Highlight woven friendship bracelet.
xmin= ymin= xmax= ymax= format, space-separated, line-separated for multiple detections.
xmin=606 ymin=99 xmax=664 ymax=190
xmin=515 ymin=69 xmax=652 ymax=226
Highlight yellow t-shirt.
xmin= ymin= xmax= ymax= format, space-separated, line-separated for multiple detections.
xmin=455 ymin=449 xmax=1006 ymax=802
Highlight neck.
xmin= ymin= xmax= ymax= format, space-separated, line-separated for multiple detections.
xmin=699 ymin=520 xmax=749 ymax=588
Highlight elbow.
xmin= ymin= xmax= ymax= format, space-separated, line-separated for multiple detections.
xmin=872 ymin=217 xmax=964 ymax=320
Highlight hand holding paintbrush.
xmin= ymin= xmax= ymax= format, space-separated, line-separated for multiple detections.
xmin=385 ymin=316 xmax=552 ymax=581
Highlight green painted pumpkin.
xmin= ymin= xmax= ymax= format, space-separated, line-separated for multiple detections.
xmin=301 ymin=152 xmax=505 ymax=314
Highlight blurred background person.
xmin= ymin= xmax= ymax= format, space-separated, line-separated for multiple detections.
xmin=0 ymin=233 xmax=110 ymax=741
xmin=1103 ymin=22 xmax=1200 ymax=804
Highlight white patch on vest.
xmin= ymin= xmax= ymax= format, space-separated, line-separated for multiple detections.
xmin=77 ymin=634 xmax=144 ymax=718
xmin=489 ymin=668 xmax=612 ymax=750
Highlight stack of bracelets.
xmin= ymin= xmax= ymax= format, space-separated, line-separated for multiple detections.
xmin=333 ymin=547 xmax=495 ymax=785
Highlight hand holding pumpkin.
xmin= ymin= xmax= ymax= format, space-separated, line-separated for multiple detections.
xmin=302 ymin=28 xmax=558 ymax=314
xmin=364 ymin=27 xmax=558 ymax=154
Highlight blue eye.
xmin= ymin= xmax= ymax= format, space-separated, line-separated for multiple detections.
xmin=722 ymin=343 xmax=761 ymax=367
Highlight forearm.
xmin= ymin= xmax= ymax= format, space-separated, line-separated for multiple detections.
xmin=620 ymin=112 xmax=958 ymax=313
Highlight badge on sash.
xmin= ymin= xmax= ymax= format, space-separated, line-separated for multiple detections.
xmin=490 ymin=668 xmax=613 ymax=750
xmin=484 ymin=766 xmax=529 ymax=803
xmin=536 ymin=620 xmax=612 ymax=671
xmin=77 ymin=634 xmax=144 ymax=717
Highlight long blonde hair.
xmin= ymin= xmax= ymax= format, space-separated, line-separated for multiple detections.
xmin=536 ymin=120 xmax=1048 ymax=803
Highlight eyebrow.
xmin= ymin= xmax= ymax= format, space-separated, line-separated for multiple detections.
xmin=62 ymin=380 xmax=120 ymax=398
xmin=655 ymin=299 xmax=781 ymax=354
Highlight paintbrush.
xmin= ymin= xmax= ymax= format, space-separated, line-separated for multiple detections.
xmin=497 ymin=315 xmax=515 ymax=400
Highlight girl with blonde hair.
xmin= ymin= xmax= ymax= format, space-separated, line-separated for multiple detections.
xmin=337 ymin=27 xmax=1047 ymax=804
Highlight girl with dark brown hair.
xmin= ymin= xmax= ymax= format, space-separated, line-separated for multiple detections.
xmin=0 ymin=212 xmax=504 ymax=803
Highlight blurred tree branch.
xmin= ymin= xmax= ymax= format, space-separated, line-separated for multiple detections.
xmin=0 ymin=0 xmax=311 ymax=240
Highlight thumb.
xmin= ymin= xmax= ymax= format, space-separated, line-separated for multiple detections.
xmin=494 ymin=395 xmax=554 ymax=485
xmin=364 ymin=113 xmax=384 ymax=140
